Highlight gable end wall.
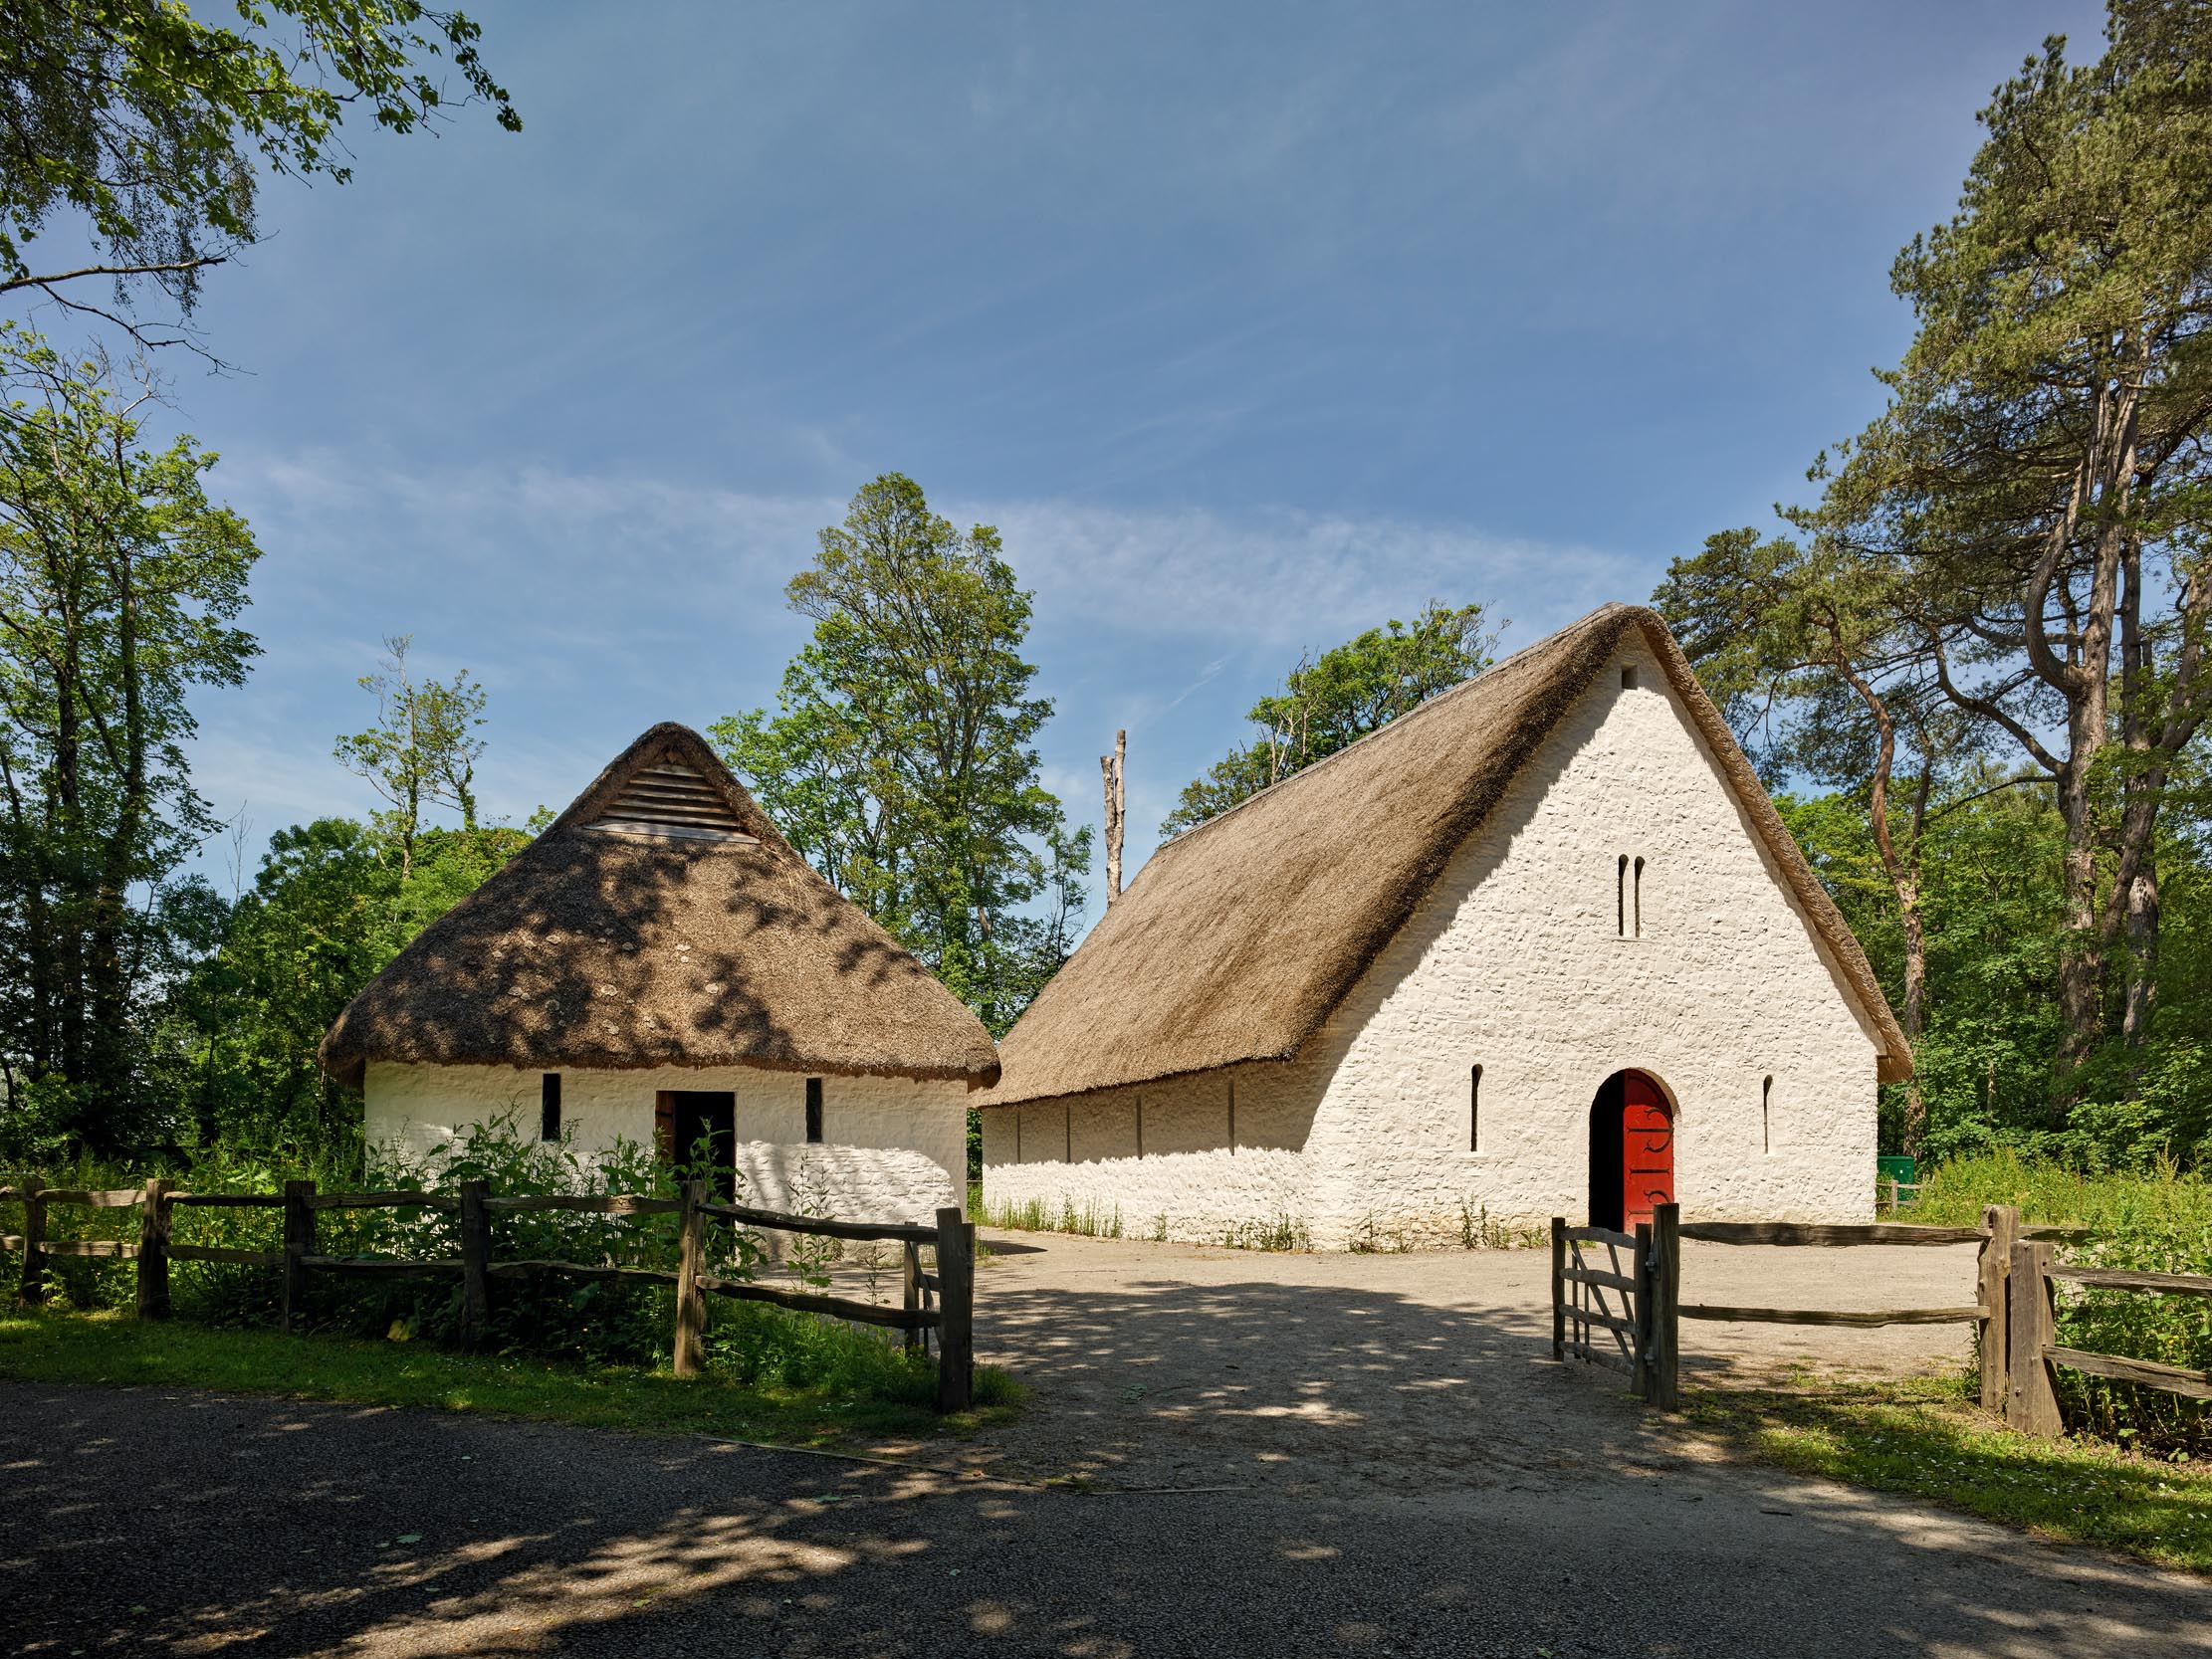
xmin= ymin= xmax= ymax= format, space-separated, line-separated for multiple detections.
xmin=981 ymin=636 xmax=1880 ymax=1246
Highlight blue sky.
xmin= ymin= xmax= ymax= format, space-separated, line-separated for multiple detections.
xmin=48 ymin=0 xmax=2101 ymax=912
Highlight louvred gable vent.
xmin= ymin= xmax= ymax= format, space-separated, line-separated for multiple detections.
xmin=588 ymin=761 xmax=757 ymax=843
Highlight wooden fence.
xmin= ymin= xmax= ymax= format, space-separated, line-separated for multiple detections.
xmin=1549 ymin=1201 xmax=2212 ymax=1435
xmin=0 ymin=1173 xmax=978 ymax=1412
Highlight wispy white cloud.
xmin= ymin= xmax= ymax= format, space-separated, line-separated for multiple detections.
xmin=187 ymin=450 xmax=1647 ymax=919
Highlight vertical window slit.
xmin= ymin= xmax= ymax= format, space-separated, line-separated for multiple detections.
xmin=1470 ymin=1064 xmax=1482 ymax=1152
xmin=805 ymin=1076 xmax=823 ymax=1143
xmin=540 ymin=1073 xmax=561 ymax=1142
xmin=1634 ymin=856 xmax=1645 ymax=938
xmin=1618 ymin=855 xmax=1628 ymax=936
xmin=1762 ymin=1075 xmax=1773 ymax=1154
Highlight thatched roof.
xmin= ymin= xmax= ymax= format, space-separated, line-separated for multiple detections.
xmin=986 ymin=604 xmax=1910 ymax=1106
xmin=320 ymin=724 xmax=999 ymax=1088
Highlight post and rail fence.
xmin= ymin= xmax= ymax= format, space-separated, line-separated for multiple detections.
xmin=1552 ymin=1200 xmax=2212 ymax=1436
xmin=0 ymin=1171 xmax=978 ymax=1412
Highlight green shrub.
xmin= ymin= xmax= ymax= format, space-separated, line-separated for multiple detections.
xmin=0 ymin=1119 xmax=954 ymax=1400
xmin=1903 ymin=1150 xmax=2212 ymax=1451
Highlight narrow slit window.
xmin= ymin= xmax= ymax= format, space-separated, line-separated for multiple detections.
xmin=1618 ymin=855 xmax=1629 ymax=936
xmin=1621 ymin=665 xmax=1638 ymax=690
xmin=1470 ymin=1064 xmax=1483 ymax=1152
xmin=540 ymin=1073 xmax=561 ymax=1142
xmin=1762 ymin=1074 xmax=1773 ymax=1154
xmin=1634 ymin=856 xmax=1646 ymax=938
xmin=804 ymin=1076 xmax=823 ymax=1144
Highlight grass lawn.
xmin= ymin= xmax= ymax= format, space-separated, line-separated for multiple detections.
xmin=0 ymin=1306 xmax=1019 ymax=1448
xmin=1689 ymin=1371 xmax=2212 ymax=1573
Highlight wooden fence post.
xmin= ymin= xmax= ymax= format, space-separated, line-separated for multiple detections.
xmin=458 ymin=1179 xmax=491 ymax=1352
xmin=282 ymin=1179 xmax=316 ymax=1335
xmin=1633 ymin=1219 xmax=1655 ymax=1396
xmin=1550 ymin=1216 xmax=1566 ymax=1361
xmin=934 ymin=1204 xmax=974 ymax=1413
xmin=673 ymin=1177 xmax=707 ymax=1378
xmin=18 ymin=1172 xmax=43 ymax=1305
xmin=902 ymin=1240 xmax=923 ymax=1355
xmin=1978 ymin=1203 xmax=2018 ymax=1413
xmin=2006 ymin=1238 xmax=2063 ymax=1437
xmin=1648 ymin=1202 xmax=1680 ymax=1409
xmin=135 ymin=1177 xmax=172 ymax=1320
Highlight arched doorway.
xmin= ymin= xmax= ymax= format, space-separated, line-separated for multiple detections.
xmin=1587 ymin=1070 xmax=1674 ymax=1232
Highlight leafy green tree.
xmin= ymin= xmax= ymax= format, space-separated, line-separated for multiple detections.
xmin=0 ymin=326 xmax=258 ymax=1150
xmin=1160 ymin=601 xmax=1497 ymax=837
xmin=714 ymin=473 xmax=1090 ymax=1032
xmin=171 ymin=816 xmax=528 ymax=1153
xmin=0 ymin=1 xmax=518 ymax=335
xmin=1818 ymin=2 xmax=2212 ymax=1067
xmin=333 ymin=634 xmax=487 ymax=880
xmin=1658 ymin=528 xmax=1981 ymax=1154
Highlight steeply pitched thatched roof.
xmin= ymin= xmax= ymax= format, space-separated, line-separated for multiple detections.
xmin=320 ymin=724 xmax=999 ymax=1088
xmin=986 ymin=604 xmax=1910 ymax=1106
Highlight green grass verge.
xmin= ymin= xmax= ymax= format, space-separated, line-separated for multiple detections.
xmin=0 ymin=1306 xmax=1020 ymax=1447
xmin=1689 ymin=1372 xmax=2212 ymax=1573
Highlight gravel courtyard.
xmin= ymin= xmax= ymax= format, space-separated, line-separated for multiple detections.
xmin=962 ymin=1229 xmax=1984 ymax=1493
xmin=9 ymin=1232 xmax=2212 ymax=1657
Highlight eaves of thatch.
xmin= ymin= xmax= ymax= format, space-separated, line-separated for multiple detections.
xmin=985 ymin=604 xmax=1910 ymax=1107
xmin=319 ymin=723 xmax=1000 ymax=1089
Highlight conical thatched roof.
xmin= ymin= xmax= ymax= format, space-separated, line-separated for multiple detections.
xmin=987 ymin=604 xmax=1910 ymax=1106
xmin=320 ymin=724 xmax=999 ymax=1088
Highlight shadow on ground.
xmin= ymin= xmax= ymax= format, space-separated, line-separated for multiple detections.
xmin=5 ymin=1240 xmax=2208 ymax=1657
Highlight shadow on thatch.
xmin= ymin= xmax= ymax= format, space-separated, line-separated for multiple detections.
xmin=321 ymin=724 xmax=998 ymax=1087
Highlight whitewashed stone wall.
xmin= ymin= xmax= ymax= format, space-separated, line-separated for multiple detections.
xmin=983 ymin=634 xmax=1883 ymax=1247
xmin=363 ymin=1060 xmax=968 ymax=1225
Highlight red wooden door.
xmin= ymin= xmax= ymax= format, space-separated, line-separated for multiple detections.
xmin=1622 ymin=1073 xmax=1674 ymax=1231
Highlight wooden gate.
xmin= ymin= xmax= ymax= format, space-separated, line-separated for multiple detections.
xmin=1551 ymin=1220 xmax=1644 ymax=1385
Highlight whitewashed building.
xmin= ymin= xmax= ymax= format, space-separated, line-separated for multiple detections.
xmin=979 ymin=605 xmax=1910 ymax=1249
xmin=320 ymin=724 xmax=997 ymax=1221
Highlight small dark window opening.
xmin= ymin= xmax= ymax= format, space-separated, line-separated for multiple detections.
xmin=1762 ymin=1074 xmax=1774 ymax=1154
xmin=1470 ymin=1064 xmax=1483 ymax=1152
xmin=540 ymin=1073 xmax=561 ymax=1142
xmin=1633 ymin=856 xmax=1646 ymax=937
xmin=804 ymin=1076 xmax=823 ymax=1144
xmin=1622 ymin=665 xmax=1638 ymax=690
xmin=1618 ymin=854 xmax=1629 ymax=936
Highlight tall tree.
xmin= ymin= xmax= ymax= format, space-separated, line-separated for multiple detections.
xmin=1161 ymin=601 xmax=1497 ymax=837
xmin=1821 ymin=2 xmax=2212 ymax=1070
xmin=333 ymin=635 xmax=486 ymax=881
xmin=714 ymin=473 xmax=1090 ymax=1032
xmin=0 ymin=1 xmax=518 ymax=341
xmin=0 ymin=326 xmax=258 ymax=1148
xmin=1657 ymin=528 xmax=1982 ymax=1155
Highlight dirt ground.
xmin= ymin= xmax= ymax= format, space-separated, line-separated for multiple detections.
xmin=962 ymin=1229 xmax=1983 ymax=1494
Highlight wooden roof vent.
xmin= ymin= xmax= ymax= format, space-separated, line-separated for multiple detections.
xmin=587 ymin=759 xmax=758 ymax=844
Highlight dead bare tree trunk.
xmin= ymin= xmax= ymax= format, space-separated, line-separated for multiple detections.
xmin=1100 ymin=728 xmax=1125 ymax=905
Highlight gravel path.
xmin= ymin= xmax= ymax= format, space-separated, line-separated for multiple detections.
xmin=6 ymin=1235 xmax=2208 ymax=1657
xmin=964 ymin=1231 xmax=1985 ymax=1494
xmin=6 ymin=1383 xmax=2210 ymax=1658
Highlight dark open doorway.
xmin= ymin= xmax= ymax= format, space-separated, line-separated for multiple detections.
xmin=655 ymin=1090 xmax=736 ymax=1201
xmin=1587 ymin=1070 xmax=1674 ymax=1232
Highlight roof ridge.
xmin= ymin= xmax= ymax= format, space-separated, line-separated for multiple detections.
xmin=1148 ymin=603 xmax=1640 ymax=865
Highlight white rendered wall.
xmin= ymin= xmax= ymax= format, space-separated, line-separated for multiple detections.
xmin=362 ymin=1061 xmax=967 ymax=1225
xmin=983 ymin=636 xmax=1883 ymax=1247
